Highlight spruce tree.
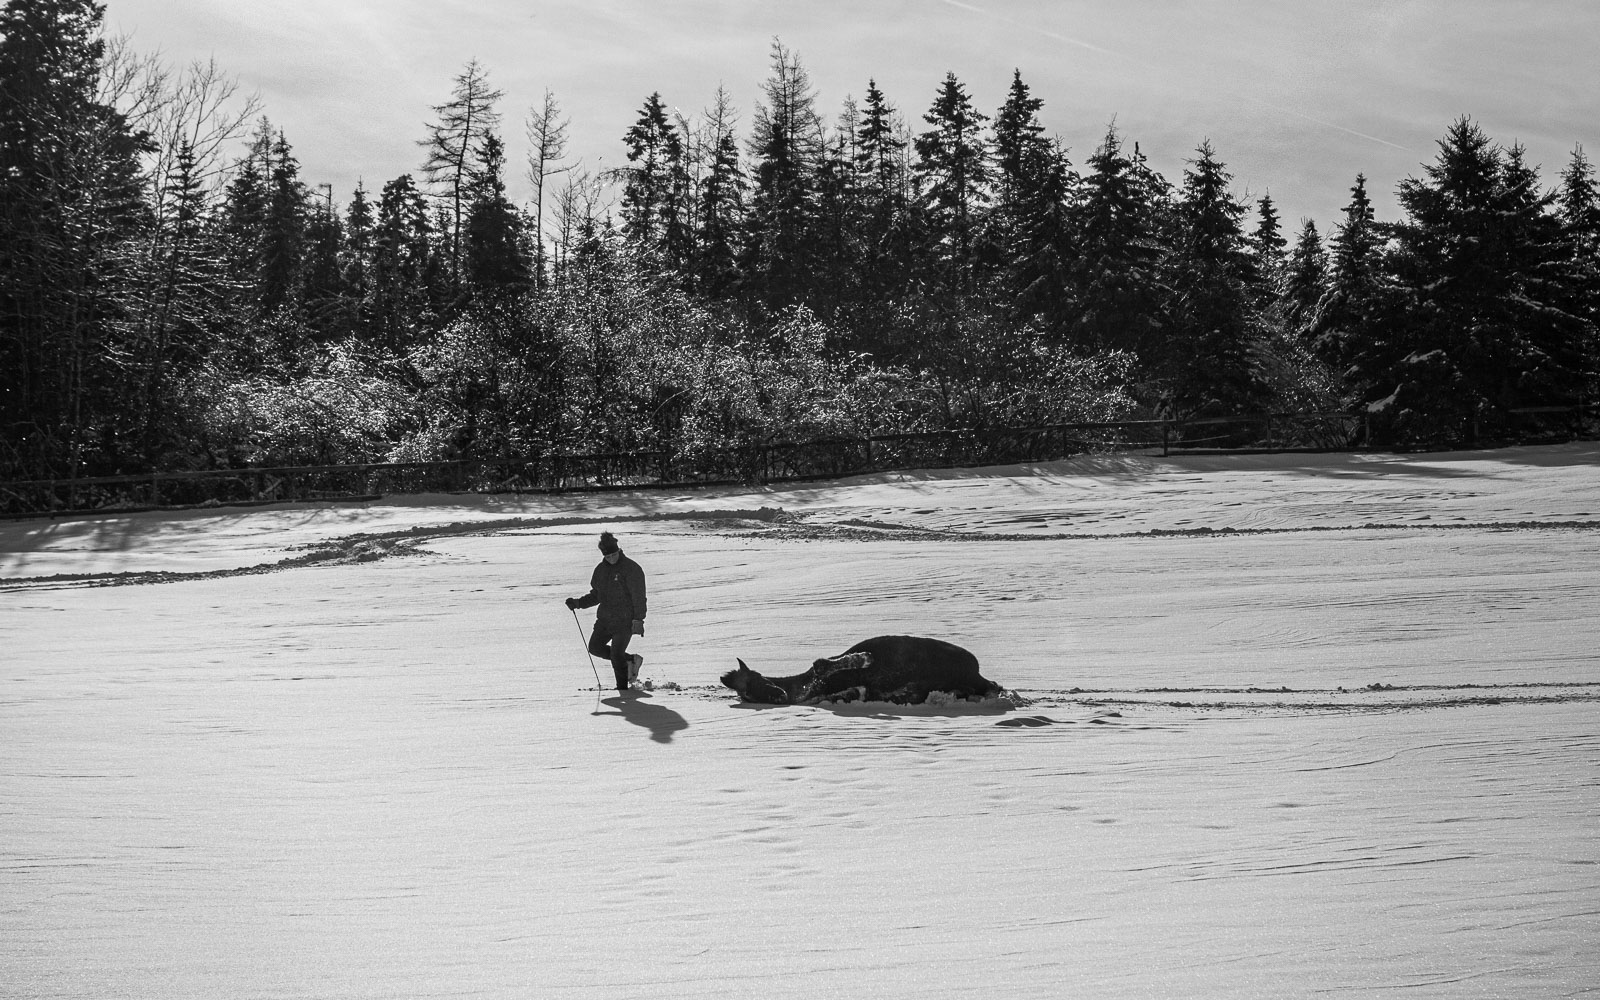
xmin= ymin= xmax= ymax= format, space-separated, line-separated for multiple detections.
xmin=300 ymin=185 xmax=346 ymax=339
xmin=743 ymin=38 xmax=825 ymax=306
xmin=369 ymin=173 xmax=436 ymax=352
xmin=1311 ymin=173 xmax=1388 ymax=391
xmin=1249 ymin=194 xmax=1288 ymax=288
xmin=1282 ymin=218 xmax=1328 ymax=338
xmin=990 ymin=71 xmax=1074 ymax=331
xmin=1555 ymin=146 xmax=1600 ymax=392
xmin=1386 ymin=118 xmax=1592 ymax=440
xmin=462 ymin=132 xmax=530 ymax=303
xmin=130 ymin=137 xmax=223 ymax=461
xmin=620 ymin=92 xmax=687 ymax=257
xmin=844 ymin=80 xmax=921 ymax=356
xmin=260 ymin=129 xmax=308 ymax=320
xmin=1068 ymin=125 xmax=1165 ymax=357
xmin=1002 ymin=136 xmax=1074 ymax=332
xmin=688 ymin=88 xmax=744 ymax=297
xmin=0 ymin=0 xmax=151 ymax=476
xmin=914 ymin=72 xmax=990 ymax=288
xmin=991 ymin=70 xmax=1047 ymax=211
xmin=1162 ymin=140 xmax=1260 ymax=413
xmin=342 ymin=183 xmax=375 ymax=338
xmin=1557 ymin=146 xmax=1600 ymax=253
xmin=813 ymin=120 xmax=863 ymax=321
xmin=855 ymin=79 xmax=904 ymax=201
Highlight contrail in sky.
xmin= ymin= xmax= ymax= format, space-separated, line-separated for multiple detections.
xmin=940 ymin=0 xmax=1117 ymax=57
xmin=1258 ymin=102 xmax=1412 ymax=152
xmin=938 ymin=0 xmax=1411 ymax=153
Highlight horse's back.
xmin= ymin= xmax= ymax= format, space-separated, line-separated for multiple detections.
xmin=842 ymin=635 xmax=981 ymax=678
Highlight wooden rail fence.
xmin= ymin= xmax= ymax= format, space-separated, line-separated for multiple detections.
xmin=0 ymin=409 xmax=1466 ymax=518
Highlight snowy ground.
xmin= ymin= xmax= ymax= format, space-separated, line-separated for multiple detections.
xmin=4 ymin=445 xmax=1598 ymax=998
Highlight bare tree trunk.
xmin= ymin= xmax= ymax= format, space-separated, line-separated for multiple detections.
xmin=525 ymin=89 xmax=571 ymax=290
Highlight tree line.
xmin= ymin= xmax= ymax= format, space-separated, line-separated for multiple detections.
xmin=3 ymin=0 xmax=1598 ymax=484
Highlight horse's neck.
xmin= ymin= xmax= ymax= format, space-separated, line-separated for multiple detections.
xmin=771 ymin=670 xmax=814 ymax=699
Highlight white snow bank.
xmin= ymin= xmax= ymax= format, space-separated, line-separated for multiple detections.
xmin=6 ymin=442 xmax=1599 ymax=580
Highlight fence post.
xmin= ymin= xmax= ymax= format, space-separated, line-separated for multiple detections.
xmin=1162 ymin=421 xmax=1170 ymax=457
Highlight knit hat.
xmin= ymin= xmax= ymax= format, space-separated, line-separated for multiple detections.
xmin=597 ymin=531 xmax=620 ymax=554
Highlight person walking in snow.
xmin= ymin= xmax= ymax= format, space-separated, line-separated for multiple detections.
xmin=566 ymin=531 xmax=647 ymax=694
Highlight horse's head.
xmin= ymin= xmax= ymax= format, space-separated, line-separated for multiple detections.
xmin=721 ymin=659 xmax=790 ymax=704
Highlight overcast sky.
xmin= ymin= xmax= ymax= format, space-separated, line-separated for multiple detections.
xmin=103 ymin=0 xmax=1599 ymax=230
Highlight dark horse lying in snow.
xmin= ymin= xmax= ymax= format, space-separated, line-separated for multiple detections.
xmin=721 ymin=635 xmax=1002 ymax=705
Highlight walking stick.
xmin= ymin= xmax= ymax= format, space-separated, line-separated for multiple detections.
xmin=572 ymin=607 xmax=604 ymax=710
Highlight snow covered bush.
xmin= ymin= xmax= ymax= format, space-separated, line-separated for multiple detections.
xmin=183 ymin=341 xmax=413 ymax=467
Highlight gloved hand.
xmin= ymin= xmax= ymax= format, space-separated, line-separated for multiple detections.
xmin=564 ymin=597 xmax=578 ymax=610
xmin=632 ymin=619 xmax=645 ymax=635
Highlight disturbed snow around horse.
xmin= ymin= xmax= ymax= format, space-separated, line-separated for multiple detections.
xmin=720 ymin=635 xmax=1003 ymax=705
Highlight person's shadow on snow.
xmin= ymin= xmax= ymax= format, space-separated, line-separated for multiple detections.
xmin=598 ymin=693 xmax=689 ymax=744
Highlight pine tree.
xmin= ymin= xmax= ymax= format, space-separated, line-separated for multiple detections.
xmin=342 ymin=182 xmax=375 ymax=337
xmin=813 ymin=119 xmax=862 ymax=320
xmin=1555 ymin=146 xmax=1600 ymax=391
xmin=369 ymin=173 xmax=436 ymax=352
xmin=1328 ymin=175 xmax=1381 ymax=285
xmin=620 ymin=92 xmax=687 ymax=256
xmin=990 ymin=70 xmax=1046 ymax=212
xmin=300 ymin=184 xmax=346 ymax=338
xmin=803 ymin=79 xmax=910 ymax=356
xmin=1249 ymin=194 xmax=1288 ymax=288
xmin=1384 ymin=118 xmax=1592 ymax=441
xmin=1129 ymin=140 xmax=1175 ymax=230
xmin=128 ymin=136 xmax=224 ymax=460
xmin=1282 ymin=218 xmax=1328 ymax=337
xmin=419 ymin=59 xmax=504 ymax=288
xmin=855 ymin=79 xmax=904 ymax=200
xmin=1557 ymin=145 xmax=1600 ymax=254
xmin=692 ymin=86 xmax=745 ymax=296
xmin=1311 ymin=173 xmax=1388 ymax=388
xmin=743 ymin=38 xmax=825 ymax=306
xmin=0 ymin=0 xmax=152 ymax=476
xmin=1068 ymin=125 xmax=1165 ymax=358
xmin=260 ymin=129 xmax=308 ymax=319
xmin=989 ymin=71 xmax=1074 ymax=330
xmin=914 ymin=72 xmax=990 ymax=287
xmin=462 ymin=132 xmax=530 ymax=303
xmin=1161 ymin=139 xmax=1260 ymax=413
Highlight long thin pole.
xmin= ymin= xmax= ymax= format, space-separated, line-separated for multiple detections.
xmin=571 ymin=607 xmax=603 ymax=707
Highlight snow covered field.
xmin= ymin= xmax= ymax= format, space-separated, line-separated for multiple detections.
xmin=4 ymin=445 xmax=1598 ymax=998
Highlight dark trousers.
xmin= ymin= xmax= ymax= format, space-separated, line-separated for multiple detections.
xmin=588 ymin=621 xmax=633 ymax=692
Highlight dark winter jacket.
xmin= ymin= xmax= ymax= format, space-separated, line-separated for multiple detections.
xmin=573 ymin=553 xmax=647 ymax=626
